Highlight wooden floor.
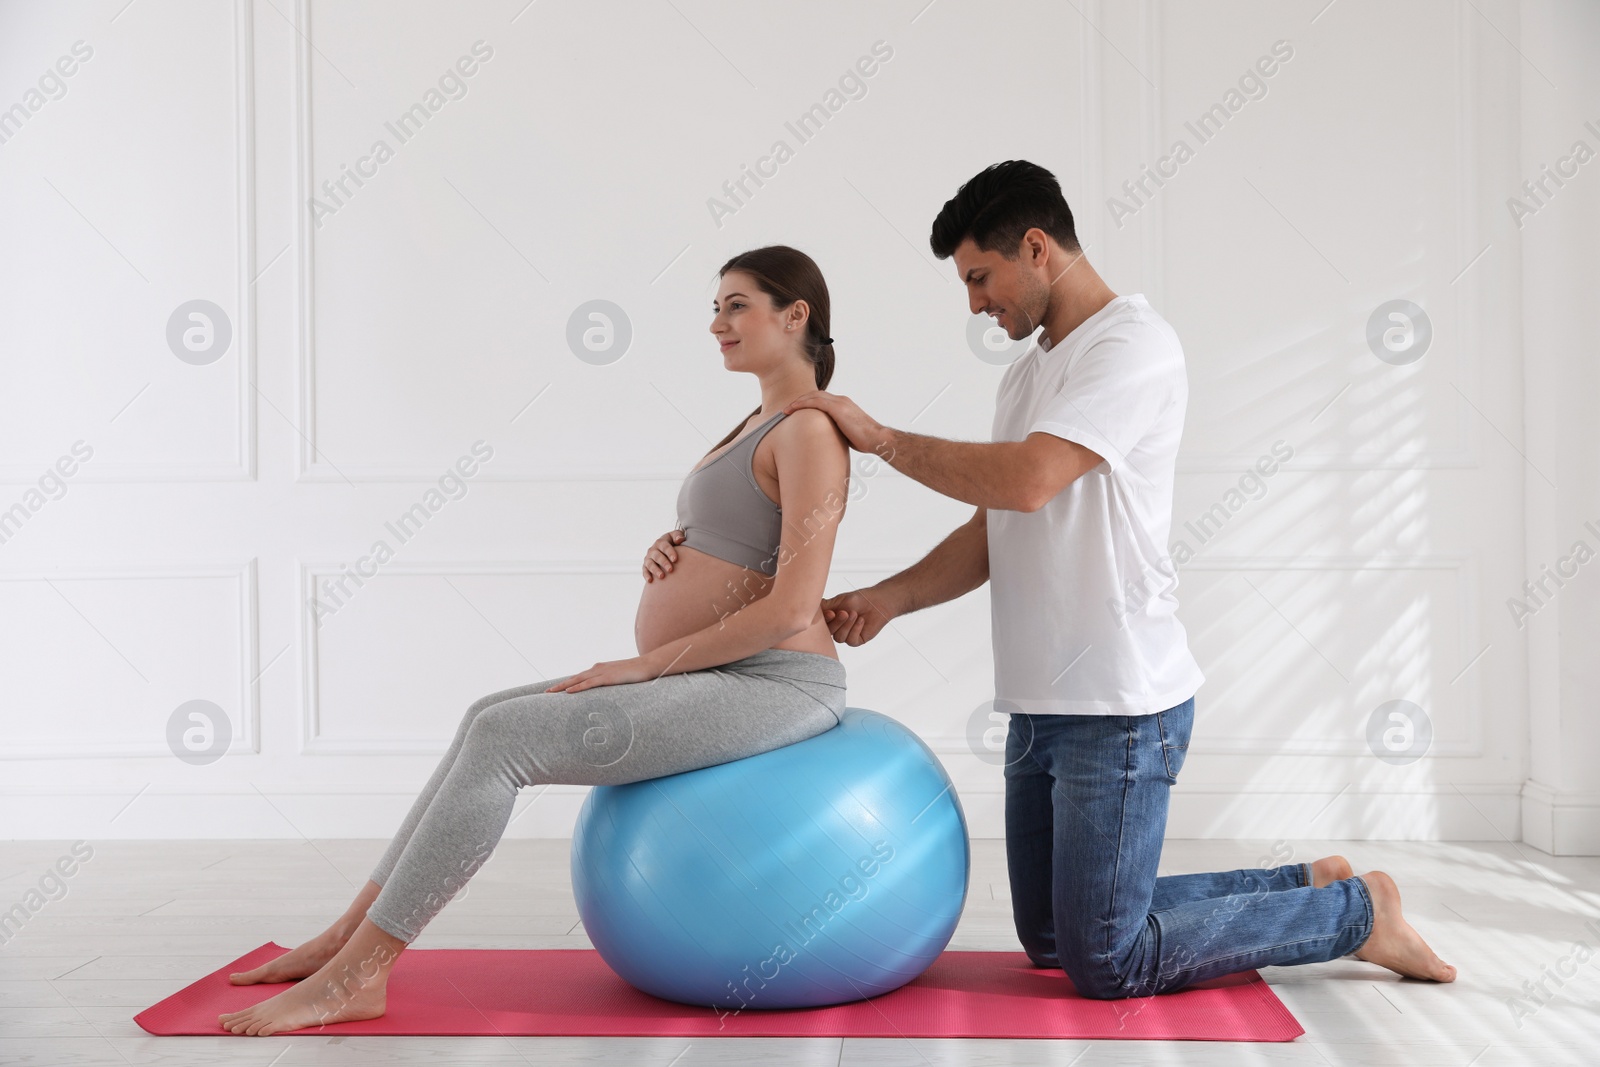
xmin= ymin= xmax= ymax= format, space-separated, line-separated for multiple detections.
xmin=1 ymin=837 xmax=1596 ymax=1065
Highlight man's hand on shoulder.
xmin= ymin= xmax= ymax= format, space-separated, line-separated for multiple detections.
xmin=784 ymin=392 xmax=893 ymax=458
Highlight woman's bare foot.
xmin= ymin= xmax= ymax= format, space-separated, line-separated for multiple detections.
xmin=228 ymin=922 xmax=354 ymax=985
xmin=230 ymin=879 xmax=382 ymax=985
xmin=220 ymin=919 xmax=404 ymax=1036
xmin=1310 ymin=854 xmax=1353 ymax=887
xmin=1352 ymin=870 xmax=1457 ymax=982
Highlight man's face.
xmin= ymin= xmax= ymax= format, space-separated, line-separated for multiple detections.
xmin=951 ymin=236 xmax=1048 ymax=340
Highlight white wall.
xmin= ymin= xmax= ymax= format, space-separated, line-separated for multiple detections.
xmin=1517 ymin=0 xmax=1600 ymax=855
xmin=0 ymin=0 xmax=1592 ymax=848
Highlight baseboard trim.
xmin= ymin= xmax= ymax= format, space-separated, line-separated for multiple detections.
xmin=1521 ymin=779 xmax=1600 ymax=855
xmin=0 ymin=783 xmax=1526 ymax=841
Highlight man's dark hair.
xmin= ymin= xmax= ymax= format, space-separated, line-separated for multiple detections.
xmin=929 ymin=160 xmax=1081 ymax=260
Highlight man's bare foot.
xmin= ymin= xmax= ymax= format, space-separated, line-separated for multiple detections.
xmin=1310 ymin=854 xmax=1353 ymax=888
xmin=228 ymin=923 xmax=353 ymax=985
xmin=220 ymin=920 xmax=403 ymax=1036
xmin=1353 ymin=870 xmax=1457 ymax=982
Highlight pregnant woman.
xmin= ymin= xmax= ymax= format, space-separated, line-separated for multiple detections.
xmin=219 ymin=245 xmax=853 ymax=1035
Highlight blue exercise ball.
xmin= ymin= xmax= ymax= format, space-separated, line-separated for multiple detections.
xmin=570 ymin=706 xmax=969 ymax=1010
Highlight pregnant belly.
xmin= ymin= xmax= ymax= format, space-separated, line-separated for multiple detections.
xmin=633 ymin=545 xmax=837 ymax=661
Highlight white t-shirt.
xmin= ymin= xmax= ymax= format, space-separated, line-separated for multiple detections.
xmin=987 ymin=293 xmax=1204 ymax=716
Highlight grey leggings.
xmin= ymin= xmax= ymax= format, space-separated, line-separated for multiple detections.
xmin=365 ymin=647 xmax=847 ymax=942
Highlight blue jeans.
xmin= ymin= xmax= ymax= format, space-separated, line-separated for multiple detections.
xmin=1003 ymin=696 xmax=1375 ymax=999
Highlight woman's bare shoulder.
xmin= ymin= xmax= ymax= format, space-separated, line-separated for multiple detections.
xmin=763 ymin=407 xmax=850 ymax=485
xmin=777 ymin=406 xmax=849 ymax=448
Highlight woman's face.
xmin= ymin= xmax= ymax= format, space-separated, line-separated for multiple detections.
xmin=709 ymin=270 xmax=807 ymax=372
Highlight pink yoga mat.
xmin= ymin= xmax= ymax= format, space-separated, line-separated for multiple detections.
xmin=135 ymin=943 xmax=1304 ymax=1041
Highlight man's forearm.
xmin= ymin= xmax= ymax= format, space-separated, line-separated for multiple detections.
xmin=876 ymin=429 xmax=1034 ymax=511
xmin=878 ymin=511 xmax=989 ymax=616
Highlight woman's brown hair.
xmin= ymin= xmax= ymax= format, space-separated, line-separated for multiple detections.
xmin=705 ymin=245 xmax=836 ymax=455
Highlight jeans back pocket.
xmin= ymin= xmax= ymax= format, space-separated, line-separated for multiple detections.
xmin=1157 ymin=697 xmax=1195 ymax=783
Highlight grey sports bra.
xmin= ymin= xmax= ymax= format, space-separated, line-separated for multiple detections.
xmin=674 ymin=411 xmax=786 ymax=576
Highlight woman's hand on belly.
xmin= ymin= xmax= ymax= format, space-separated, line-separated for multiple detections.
xmin=642 ymin=528 xmax=686 ymax=582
